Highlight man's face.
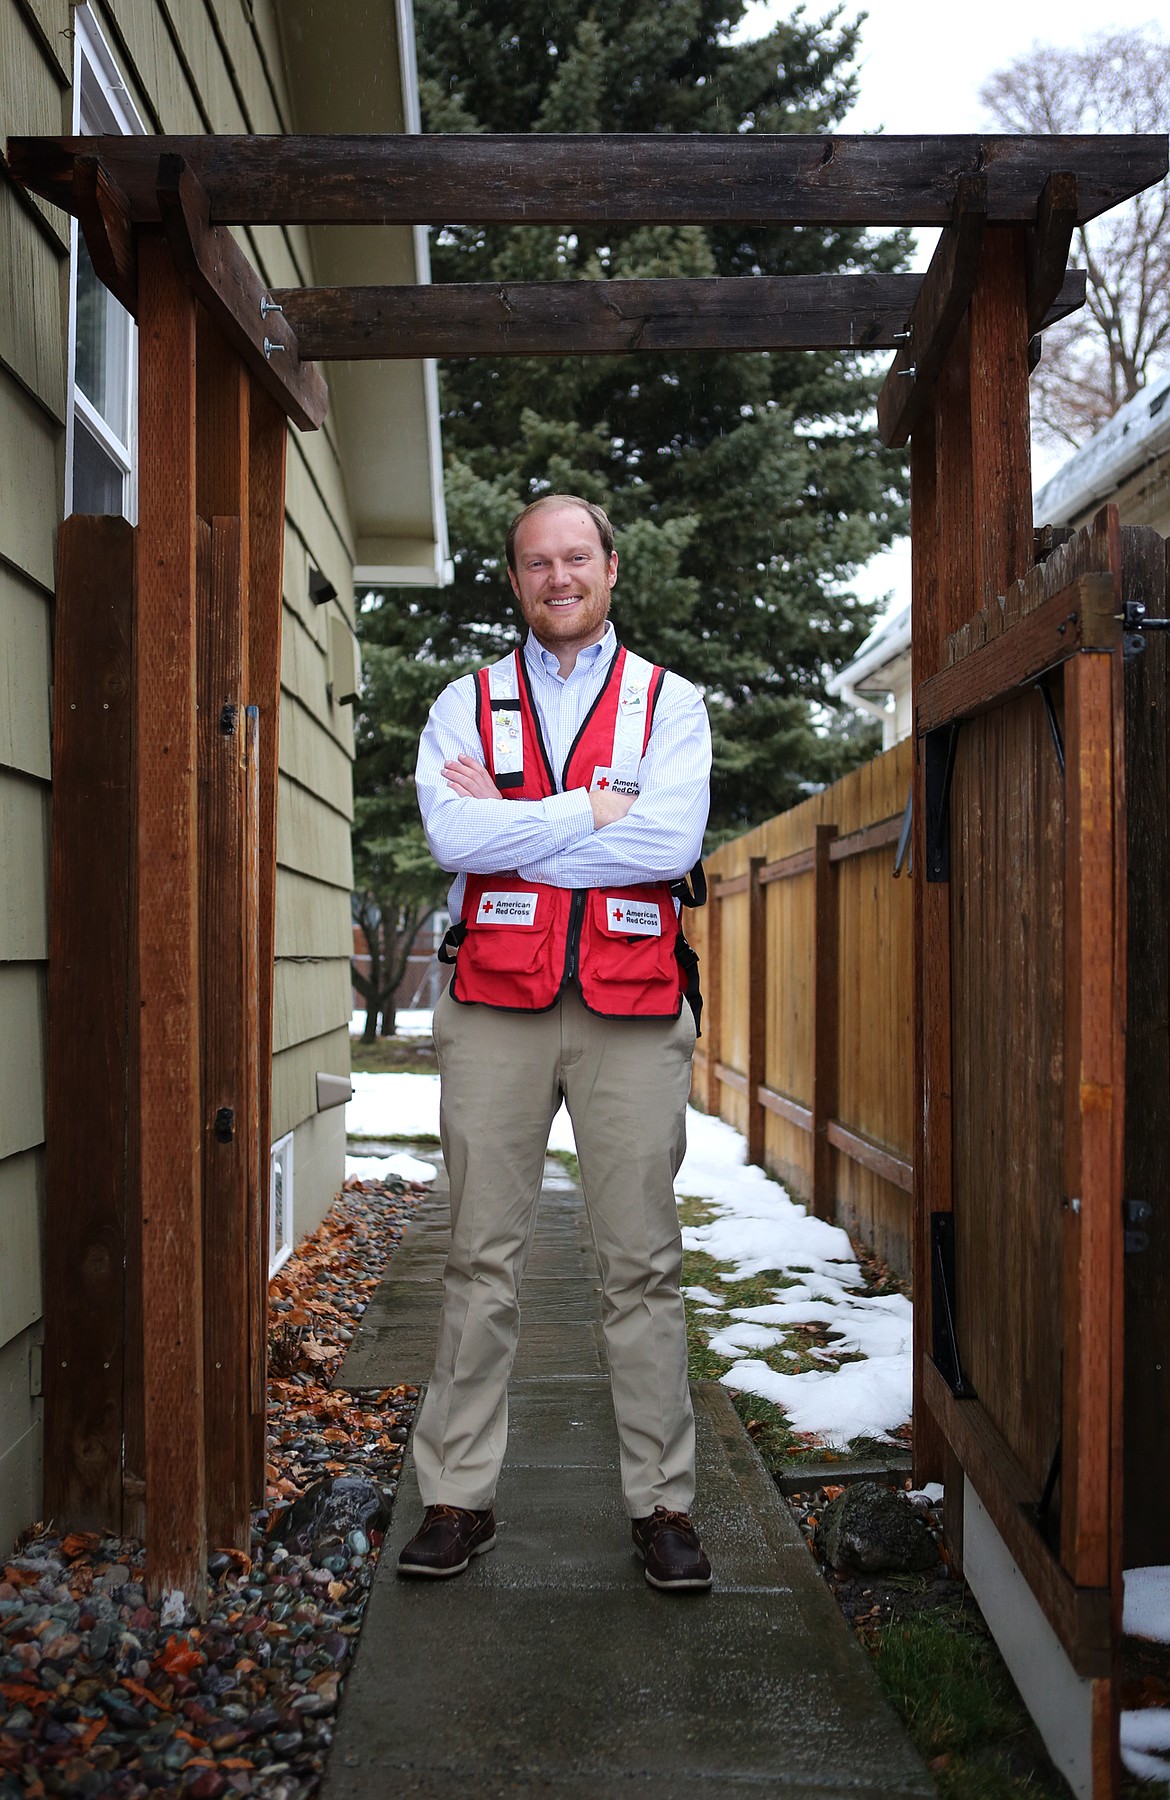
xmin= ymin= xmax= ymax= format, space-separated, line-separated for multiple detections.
xmin=508 ymin=505 xmax=618 ymax=660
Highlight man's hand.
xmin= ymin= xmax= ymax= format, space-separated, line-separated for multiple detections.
xmin=442 ymin=755 xmax=501 ymax=800
xmin=589 ymin=786 xmax=636 ymax=829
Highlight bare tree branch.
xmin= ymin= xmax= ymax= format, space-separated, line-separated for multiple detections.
xmin=981 ymin=26 xmax=1170 ymax=447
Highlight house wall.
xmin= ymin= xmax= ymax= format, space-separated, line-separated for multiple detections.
xmin=0 ymin=0 xmax=361 ymax=1551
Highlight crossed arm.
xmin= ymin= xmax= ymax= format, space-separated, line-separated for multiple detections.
xmin=416 ymin=670 xmax=711 ymax=890
xmin=443 ymin=752 xmax=636 ymax=827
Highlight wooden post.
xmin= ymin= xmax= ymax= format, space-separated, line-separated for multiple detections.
xmin=135 ymin=233 xmax=206 ymax=1603
xmin=810 ymin=825 xmax=839 ymax=1218
xmin=968 ymin=228 xmax=1034 ymax=603
xmin=195 ymin=315 xmax=254 ymax=1553
xmin=198 ymin=516 xmax=252 ymax=1552
xmin=246 ymin=383 xmax=288 ymax=1491
xmin=43 ymin=517 xmax=135 ymax=1530
xmin=1061 ymin=649 xmax=1123 ymax=1592
xmin=704 ymin=882 xmax=723 ymax=1119
xmin=746 ymin=856 xmax=767 ymax=1165
xmin=909 ymin=411 xmax=947 ymax=1487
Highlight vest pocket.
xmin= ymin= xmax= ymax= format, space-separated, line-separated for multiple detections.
xmin=465 ymin=913 xmax=549 ymax=973
xmin=583 ymin=888 xmax=680 ymax=1012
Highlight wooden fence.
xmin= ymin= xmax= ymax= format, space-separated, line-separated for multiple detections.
xmin=691 ymin=737 xmax=915 ymax=1277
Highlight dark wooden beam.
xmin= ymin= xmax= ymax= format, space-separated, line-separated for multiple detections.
xmin=156 ymin=155 xmax=327 ymax=433
xmin=1026 ymin=171 xmax=1079 ymax=337
xmin=877 ymin=176 xmax=987 ymax=449
xmin=916 ymin=573 xmax=1119 ymax=735
xmin=274 ymin=269 xmax=1086 ymax=361
xmin=279 ymin=273 xmax=916 ymax=358
xmin=8 ymin=133 xmax=1166 ymax=228
xmin=75 ymin=153 xmax=137 ymax=316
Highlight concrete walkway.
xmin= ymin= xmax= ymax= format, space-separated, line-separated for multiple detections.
xmin=324 ymin=1153 xmax=934 ymax=1799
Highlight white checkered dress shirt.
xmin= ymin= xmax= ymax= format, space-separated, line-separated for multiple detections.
xmin=417 ymin=625 xmax=711 ymax=922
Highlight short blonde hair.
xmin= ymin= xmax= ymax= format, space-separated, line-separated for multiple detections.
xmin=505 ymin=494 xmax=615 ymax=572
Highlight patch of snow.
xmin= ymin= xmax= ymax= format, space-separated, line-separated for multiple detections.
xmin=1121 ymin=1708 xmax=1170 ymax=1786
xmin=682 ymin=1285 xmax=726 ymax=1308
xmin=675 ymin=1107 xmax=911 ymax=1450
xmin=1125 ymin=1567 xmax=1170 ymax=1643
xmin=706 ymin=1322 xmax=785 ymax=1358
xmin=720 ymin=1352 xmax=912 ymax=1447
xmin=346 ymin=1070 xmax=577 ymax=1155
xmin=346 ymin=1152 xmax=437 ymax=1184
xmin=347 ymin=1072 xmax=441 ymax=1140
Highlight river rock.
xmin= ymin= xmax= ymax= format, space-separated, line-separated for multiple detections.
xmin=271 ymin=1476 xmax=388 ymax=1558
xmin=818 ymin=1481 xmax=938 ymax=1574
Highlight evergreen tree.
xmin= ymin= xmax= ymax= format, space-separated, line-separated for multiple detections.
xmin=354 ymin=0 xmax=903 ymax=948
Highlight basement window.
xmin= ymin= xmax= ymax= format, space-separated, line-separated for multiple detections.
xmin=66 ymin=8 xmax=145 ymax=520
xmin=269 ymin=1132 xmax=295 ymax=1277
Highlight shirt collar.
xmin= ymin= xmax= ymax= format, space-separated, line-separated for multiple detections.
xmin=524 ymin=621 xmax=617 ymax=682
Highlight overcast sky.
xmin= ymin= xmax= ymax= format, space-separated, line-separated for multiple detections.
xmin=732 ymin=0 xmax=1165 ymax=614
xmin=737 ymin=0 xmax=1164 ymax=134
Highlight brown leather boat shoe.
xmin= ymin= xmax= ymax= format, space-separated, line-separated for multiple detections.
xmin=396 ymin=1503 xmax=497 ymax=1578
xmin=631 ymin=1507 xmax=713 ymax=1591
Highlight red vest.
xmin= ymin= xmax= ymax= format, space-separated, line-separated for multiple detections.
xmin=449 ymin=644 xmax=685 ymax=1019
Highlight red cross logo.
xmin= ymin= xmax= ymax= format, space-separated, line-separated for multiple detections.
xmin=613 ymin=907 xmax=624 ymax=922
xmin=483 ymin=900 xmax=493 ymax=912
xmin=597 ymin=775 xmax=609 ymax=790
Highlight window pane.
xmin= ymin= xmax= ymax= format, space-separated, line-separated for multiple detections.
xmin=73 ymin=417 xmax=124 ymax=515
xmin=75 ymin=232 xmax=129 ymax=438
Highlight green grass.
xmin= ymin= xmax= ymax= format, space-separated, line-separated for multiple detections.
xmin=867 ymin=1604 xmax=1072 ymax=1799
xmin=347 ymin=1130 xmax=442 ymax=1148
xmin=349 ymin=1035 xmax=438 ymax=1075
xmin=547 ymin=1148 xmax=582 ymax=1185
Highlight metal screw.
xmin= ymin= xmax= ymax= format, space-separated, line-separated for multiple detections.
xmin=898 ymin=365 xmax=918 ymax=379
xmin=263 ymin=337 xmax=286 ymax=359
xmin=260 ymin=296 xmax=284 ymax=318
xmin=893 ymin=331 xmax=911 ymax=342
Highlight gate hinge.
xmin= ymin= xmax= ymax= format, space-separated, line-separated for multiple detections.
xmin=1124 ymin=1197 xmax=1151 ymax=1254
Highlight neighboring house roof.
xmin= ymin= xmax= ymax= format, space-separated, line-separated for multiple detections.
xmin=278 ymin=0 xmax=452 ymax=587
xmin=1034 ymin=367 xmax=1170 ymax=530
xmin=826 ymin=601 xmax=912 ymax=706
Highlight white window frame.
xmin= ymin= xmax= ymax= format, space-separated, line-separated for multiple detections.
xmin=269 ymin=1132 xmax=295 ymax=1277
xmin=65 ymin=6 xmax=146 ymax=522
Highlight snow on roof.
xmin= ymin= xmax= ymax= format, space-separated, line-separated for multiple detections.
xmin=1034 ymin=368 xmax=1170 ymax=527
xmin=826 ymin=599 xmax=911 ymax=698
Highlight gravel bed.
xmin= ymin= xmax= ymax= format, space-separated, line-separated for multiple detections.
xmin=0 ymin=1174 xmax=425 ymax=1799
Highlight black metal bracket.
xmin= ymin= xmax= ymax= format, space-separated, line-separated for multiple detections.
xmin=923 ymin=723 xmax=960 ymax=883
xmin=1036 ymin=675 xmax=1065 ymax=776
xmin=931 ymin=1211 xmax=974 ymax=1397
xmin=893 ymin=780 xmax=913 ymax=878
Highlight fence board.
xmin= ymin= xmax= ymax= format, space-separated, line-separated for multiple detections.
xmin=950 ymin=691 xmax=1065 ymax=1496
xmin=698 ymin=739 xmax=914 ymax=1274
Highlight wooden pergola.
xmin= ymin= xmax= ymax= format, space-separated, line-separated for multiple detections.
xmin=7 ymin=125 xmax=1167 ymax=1788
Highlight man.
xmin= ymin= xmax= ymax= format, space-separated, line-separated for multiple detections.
xmin=398 ymin=494 xmax=713 ymax=1591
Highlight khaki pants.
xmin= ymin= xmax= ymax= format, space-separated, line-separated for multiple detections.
xmin=413 ymin=984 xmax=698 ymax=1517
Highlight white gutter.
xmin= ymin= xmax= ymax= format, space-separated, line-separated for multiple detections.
xmin=826 ymin=605 xmax=911 ymax=721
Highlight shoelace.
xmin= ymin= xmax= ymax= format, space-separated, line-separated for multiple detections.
xmin=648 ymin=1507 xmax=696 ymax=1538
xmin=425 ymin=1503 xmax=476 ymax=1527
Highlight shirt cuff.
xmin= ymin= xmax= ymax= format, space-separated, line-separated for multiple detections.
xmin=543 ymin=787 xmax=594 ymax=847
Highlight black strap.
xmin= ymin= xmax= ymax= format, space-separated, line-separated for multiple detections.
xmin=437 ymin=920 xmax=467 ymax=965
xmin=671 ymin=859 xmax=707 ymax=909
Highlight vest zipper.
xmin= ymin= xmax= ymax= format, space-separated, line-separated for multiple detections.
xmin=563 ymin=888 xmax=586 ymax=991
